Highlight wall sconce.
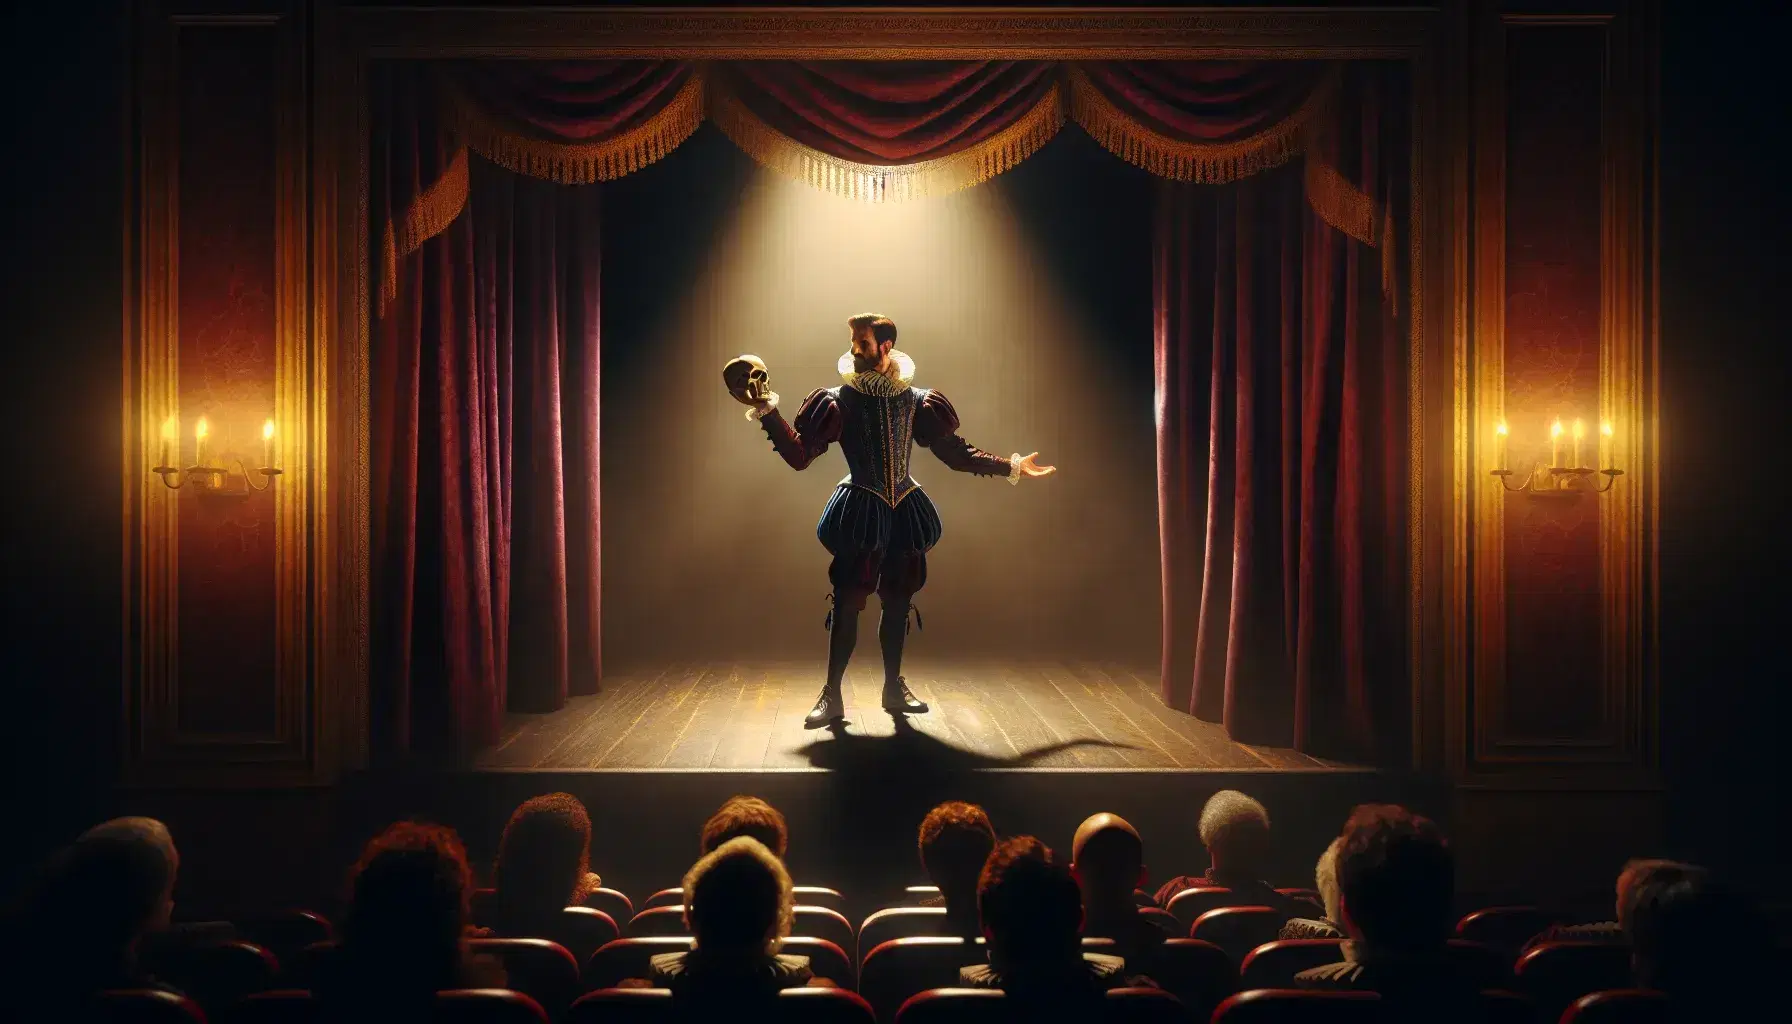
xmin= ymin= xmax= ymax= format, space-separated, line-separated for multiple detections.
xmin=152 ymin=416 xmax=282 ymax=497
xmin=1490 ymin=417 xmax=1623 ymax=496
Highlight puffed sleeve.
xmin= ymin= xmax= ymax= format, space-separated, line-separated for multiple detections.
xmin=758 ymin=388 xmax=840 ymax=470
xmin=913 ymin=390 xmax=1015 ymax=480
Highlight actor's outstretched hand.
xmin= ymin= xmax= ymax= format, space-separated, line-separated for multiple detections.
xmin=1015 ymin=452 xmax=1056 ymax=477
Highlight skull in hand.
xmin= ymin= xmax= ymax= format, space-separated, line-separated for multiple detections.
xmin=722 ymin=354 xmax=773 ymax=406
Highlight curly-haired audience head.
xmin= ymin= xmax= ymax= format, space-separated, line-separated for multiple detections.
xmin=1614 ymin=859 xmax=1703 ymax=932
xmin=493 ymin=792 xmax=598 ymax=917
xmin=978 ymin=836 xmax=1083 ymax=963
xmin=701 ymin=796 xmax=788 ymax=858
xmin=1621 ymin=860 xmax=1765 ymax=996
xmin=918 ymin=801 xmax=996 ymax=901
xmin=1198 ymin=790 xmax=1272 ymax=876
xmin=1315 ymin=837 xmax=1343 ymax=924
xmin=1070 ymin=812 xmax=1146 ymax=906
xmin=1334 ymin=804 xmax=1453 ymax=953
xmin=343 ymin=822 xmax=475 ymax=968
xmin=682 ymin=837 xmax=794 ymax=958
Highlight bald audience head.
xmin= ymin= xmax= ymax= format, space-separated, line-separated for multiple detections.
xmin=1069 ymin=813 xmax=1146 ymax=908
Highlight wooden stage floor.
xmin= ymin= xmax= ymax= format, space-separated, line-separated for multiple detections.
xmin=477 ymin=659 xmax=1360 ymax=772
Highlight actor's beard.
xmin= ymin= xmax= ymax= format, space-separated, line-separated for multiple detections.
xmin=852 ymin=353 xmax=884 ymax=374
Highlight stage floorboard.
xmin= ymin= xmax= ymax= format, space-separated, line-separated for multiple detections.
xmin=478 ymin=659 xmax=1362 ymax=772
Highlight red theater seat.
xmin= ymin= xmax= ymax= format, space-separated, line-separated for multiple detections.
xmin=435 ymin=989 xmax=548 ymax=1024
xmin=235 ymin=911 xmax=332 ymax=968
xmin=1106 ymin=987 xmax=1188 ymax=1024
xmin=778 ymin=987 xmax=877 ymax=1024
xmin=1457 ymin=906 xmax=1563 ymax=954
xmin=625 ymin=906 xmax=688 ymax=938
xmin=860 ymin=937 xmax=984 ymax=1022
xmin=893 ymin=987 xmax=1003 ymax=1024
xmin=144 ymin=940 xmax=280 ymax=1012
xmin=1137 ymin=907 xmax=1180 ymax=938
xmin=794 ymin=886 xmax=849 ymax=912
xmin=904 ymin=885 xmax=941 ymax=905
xmin=281 ymin=941 xmax=337 ymax=992
xmin=1561 ymin=989 xmax=1670 ymax=1024
xmin=1145 ymin=939 xmax=1237 ymax=1021
xmin=861 ymin=907 xmax=952 ymax=955
xmin=795 ymin=906 xmax=859 ymax=962
xmin=1240 ymin=938 xmax=1348 ymax=988
xmin=467 ymin=939 xmax=581 ymax=1020
xmin=544 ymin=908 xmax=619 ymax=965
xmin=642 ymin=888 xmax=683 ymax=911
xmin=782 ymin=937 xmax=856 ymax=989
xmin=1516 ymin=942 xmax=1637 ymax=1024
xmin=95 ymin=989 xmax=208 ymax=1024
xmin=215 ymin=990 xmax=317 ymax=1024
xmin=1191 ymin=906 xmax=1284 ymax=963
xmin=1166 ymin=886 xmax=1236 ymax=929
xmin=584 ymin=937 xmax=693 ymax=990
xmin=568 ymin=989 xmax=671 ymax=1024
xmin=1210 ymin=989 xmax=1381 ymax=1024
xmin=580 ymin=888 xmax=634 ymax=927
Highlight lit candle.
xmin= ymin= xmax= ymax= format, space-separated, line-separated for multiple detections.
xmin=195 ymin=417 xmax=209 ymax=469
xmin=1601 ymin=420 xmax=1614 ymax=471
xmin=262 ymin=419 xmax=275 ymax=470
xmin=1572 ymin=419 xmax=1585 ymax=469
xmin=1550 ymin=419 xmax=1563 ymax=468
xmin=1494 ymin=420 xmax=1508 ymax=471
xmin=159 ymin=416 xmax=176 ymax=468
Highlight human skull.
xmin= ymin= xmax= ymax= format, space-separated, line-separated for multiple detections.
xmin=722 ymin=354 xmax=772 ymax=405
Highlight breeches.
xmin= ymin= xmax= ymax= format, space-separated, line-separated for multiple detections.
xmin=816 ymin=484 xmax=943 ymax=609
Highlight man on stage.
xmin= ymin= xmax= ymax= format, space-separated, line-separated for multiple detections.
xmin=739 ymin=313 xmax=1055 ymax=729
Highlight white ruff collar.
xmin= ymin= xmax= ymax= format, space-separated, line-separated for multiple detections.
xmin=838 ymin=349 xmax=915 ymax=396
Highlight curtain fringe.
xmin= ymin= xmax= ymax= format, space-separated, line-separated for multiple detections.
xmin=708 ymin=80 xmax=1065 ymax=202
xmin=1303 ymin=153 xmax=1377 ymax=245
xmin=378 ymin=144 xmax=471 ymax=319
xmin=1067 ymin=64 xmax=1336 ymax=184
xmin=443 ymin=68 xmax=707 ymax=186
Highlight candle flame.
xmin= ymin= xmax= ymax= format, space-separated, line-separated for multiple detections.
xmin=1550 ymin=419 xmax=1563 ymax=438
xmin=1602 ymin=421 xmax=1614 ymax=437
xmin=263 ymin=420 xmax=275 ymax=440
xmin=195 ymin=417 xmax=209 ymax=440
xmin=161 ymin=416 xmax=176 ymax=441
xmin=1495 ymin=420 xmax=1508 ymax=436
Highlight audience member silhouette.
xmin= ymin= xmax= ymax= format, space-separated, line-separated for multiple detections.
xmin=959 ymin=835 xmax=1152 ymax=1017
xmin=1294 ymin=805 xmax=1478 ymax=1018
xmin=626 ymin=836 xmax=834 ymax=1016
xmin=916 ymin=800 xmax=996 ymax=940
xmin=1624 ymin=862 xmax=1768 ymax=1018
xmin=700 ymin=795 xmax=789 ymax=858
xmin=1068 ymin=812 xmax=1169 ymax=969
xmin=318 ymin=821 xmax=503 ymax=1022
xmin=1280 ymin=837 xmax=1348 ymax=941
xmin=485 ymin=792 xmax=603 ymax=938
xmin=1153 ymin=790 xmax=1306 ymax=919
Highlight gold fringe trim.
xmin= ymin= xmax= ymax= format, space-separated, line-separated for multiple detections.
xmin=1303 ymin=153 xmax=1377 ymax=245
xmin=709 ymin=79 xmax=1065 ymax=202
xmin=1067 ymin=63 xmax=1336 ymax=184
xmin=378 ymin=144 xmax=471 ymax=319
xmin=442 ymin=68 xmax=707 ymax=186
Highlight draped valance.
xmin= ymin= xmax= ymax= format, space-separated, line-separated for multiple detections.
xmin=381 ymin=59 xmax=1394 ymax=313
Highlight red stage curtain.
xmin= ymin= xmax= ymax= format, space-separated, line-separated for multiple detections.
xmin=372 ymin=65 xmax=602 ymax=762
xmin=709 ymin=61 xmax=1064 ymax=200
xmin=1153 ymin=64 xmax=1407 ymax=762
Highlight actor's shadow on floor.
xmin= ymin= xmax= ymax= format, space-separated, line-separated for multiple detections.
xmin=793 ymin=715 xmax=1130 ymax=779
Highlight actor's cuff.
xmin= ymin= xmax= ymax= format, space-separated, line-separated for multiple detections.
xmin=1008 ymin=452 xmax=1023 ymax=485
xmin=745 ymin=393 xmax=780 ymax=421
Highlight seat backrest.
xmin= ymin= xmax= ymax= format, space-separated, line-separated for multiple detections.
xmin=626 ymin=906 xmax=689 ymax=938
xmin=777 ymin=987 xmax=877 ymax=1024
xmin=1446 ymin=937 xmax=1516 ymax=991
xmin=1210 ymin=988 xmax=1381 ymax=1024
xmin=642 ymin=888 xmax=683 ymax=911
xmin=1456 ymin=905 xmax=1562 ymax=954
xmin=283 ymin=940 xmax=337 ymax=992
xmin=1137 ymin=907 xmax=1180 ymax=940
xmin=860 ymin=937 xmax=985 ymax=1022
xmin=861 ymin=907 xmax=953 ymax=958
xmin=94 ymin=989 xmax=208 ymax=1024
xmin=145 ymin=940 xmax=281 ymax=1011
xmin=435 ymin=989 xmax=548 ymax=1024
xmin=467 ymin=939 xmax=581 ymax=1020
xmin=1561 ymin=988 xmax=1670 ymax=1024
xmin=584 ymin=937 xmax=694 ymax=990
xmin=235 ymin=911 xmax=332 ymax=967
xmin=1278 ymin=888 xmax=1323 ymax=904
xmin=546 ymin=908 xmax=619 ymax=965
xmin=1132 ymin=889 xmax=1155 ymax=908
xmin=794 ymin=906 xmax=857 ymax=962
xmin=893 ymin=987 xmax=1005 ymax=1024
xmin=794 ymin=887 xmax=848 ymax=912
xmin=904 ymin=885 xmax=941 ymax=905
xmin=1190 ymin=906 xmax=1284 ymax=963
xmin=579 ymin=888 xmax=634 ymax=927
xmin=781 ymin=937 xmax=855 ymax=989
xmin=1166 ymin=886 xmax=1236 ymax=929
xmin=1239 ymin=938 xmax=1348 ymax=988
xmin=567 ymin=988 xmax=671 ymax=1024
xmin=1143 ymin=939 xmax=1238 ymax=1022
xmin=1516 ymin=942 xmax=1638 ymax=1023
xmin=1105 ymin=987 xmax=1187 ymax=1024
xmin=216 ymin=989 xmax=318 ymax=1024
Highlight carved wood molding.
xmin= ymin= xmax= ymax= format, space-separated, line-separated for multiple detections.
xmin=1463 ymin=1 xmax=1658 ymax=782
xmin=123 ymin=1 xmax=321 ymax=786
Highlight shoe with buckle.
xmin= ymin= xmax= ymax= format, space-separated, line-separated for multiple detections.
xmin=881 ymin=676 xmax=928 ymax=715
xmin=804 ymin=684 xmax=845 ymax=729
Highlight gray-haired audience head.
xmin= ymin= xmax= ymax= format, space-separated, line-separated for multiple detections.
xmin=1198 ymin=790 xmax=1271 ymax=878
xmin=77 ymin=817 xmax=180 ymax=932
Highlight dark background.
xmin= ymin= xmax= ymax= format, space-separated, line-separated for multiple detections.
xmin=5 ymin=1 xmax=1786 ymax=900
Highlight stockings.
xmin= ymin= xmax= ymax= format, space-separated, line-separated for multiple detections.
xmin=822 ymin=592 xmax=913 ymax=692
